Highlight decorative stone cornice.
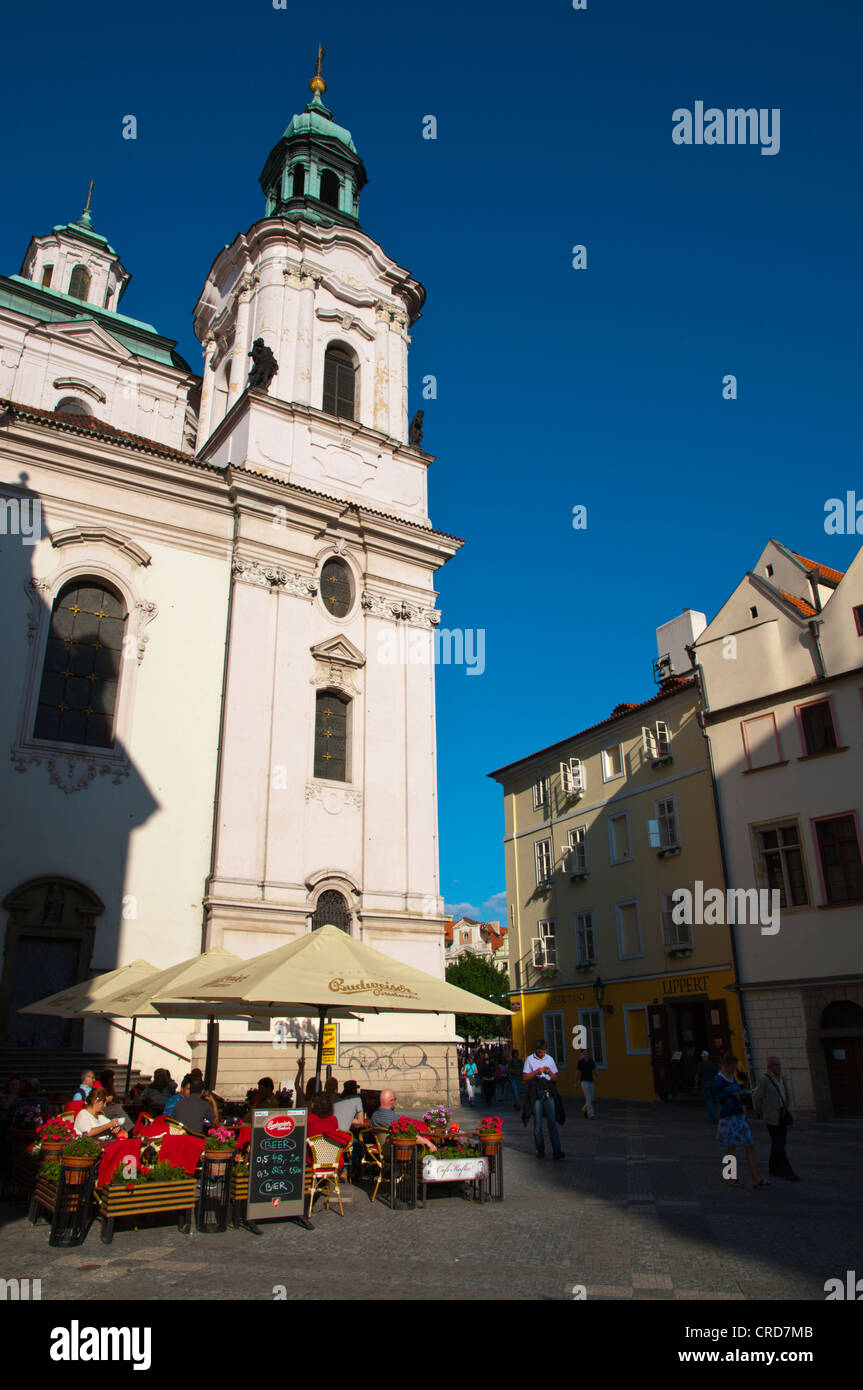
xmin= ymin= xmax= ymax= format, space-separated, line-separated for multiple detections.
xmin=25 ymin=578 xmax=51 ymax=643
xmin=11 ymin=747 xmax=131 ymax=794
xmin=232 ymin=557 xmax=318 ymax=597
xmin=52 ymin=378 xmax=107 ymax=404
xmin=315 ymin=308 xmax=375 ymax=342
xmin=304 ymin=783 xmax=363 ymax=813
xmin=361 ymin=590 xmax=440 ymax=627
xmin=51 ymin=526 xmax=152 ymax=567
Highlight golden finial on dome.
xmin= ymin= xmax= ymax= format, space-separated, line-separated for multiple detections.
xmin=309 ymin=44 xmax=326 ymax=96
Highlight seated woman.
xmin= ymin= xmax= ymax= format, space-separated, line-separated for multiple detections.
xmin=305 ymin=1093 xmax=350 ymax=1167
xmin=102 ymin=1087 xmax=134 ymax=1134
xmin=74 ymin=1088 xmax=123 ymax=1142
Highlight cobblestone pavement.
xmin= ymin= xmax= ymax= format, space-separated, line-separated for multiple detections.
xmin=1 ymin=1099 xmax=860 ymax=1301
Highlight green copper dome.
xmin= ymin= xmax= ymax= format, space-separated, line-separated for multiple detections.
xmin=283 ymin=93 xmax=358 ymax=154
xmin=259 ymin=77 xmax=368 ymax=230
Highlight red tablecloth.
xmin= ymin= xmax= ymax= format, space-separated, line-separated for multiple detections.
xmin=157 ymin=1134 xmax=205 ymax=1176
xmin=236 ymin=1125 xmax=252 ymax=1151
xmin=98 ymin=1137 xmax=142 ymax=1188
xmin=132 ymin=1115 xmax=170 ymax=1140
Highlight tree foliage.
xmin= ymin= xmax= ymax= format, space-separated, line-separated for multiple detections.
xmin=445 ymin=954 xmax=511 ymax=1042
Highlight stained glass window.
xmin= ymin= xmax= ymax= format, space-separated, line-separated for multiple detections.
xmin=313 ymin=690 xmax=348 ymax=781
xmin=320 ymin=558 xmax=352 ymax=618
xmin=322 ymin=346 xmax=355 ymax=420
xmin=33 ymin=580 xmax=127 ymax=748
xmin=311 ymin=890 xmax=351 ymax=934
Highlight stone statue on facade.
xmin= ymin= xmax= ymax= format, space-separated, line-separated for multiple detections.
xmin=247 ymin=338 xmax=278 ymax=392
xmin=409 ymin=409 xmax=424 ymax=447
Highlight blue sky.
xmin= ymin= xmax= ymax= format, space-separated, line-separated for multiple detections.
xmin=3 ymin=0 xmax=861 ymax=922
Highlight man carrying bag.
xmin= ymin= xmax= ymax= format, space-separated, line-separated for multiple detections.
xmin=752 ymin=1055 xmax=800 ymax=1181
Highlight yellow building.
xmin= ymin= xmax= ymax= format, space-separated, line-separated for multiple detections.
xmin=489 ymin=659 xmax=745 ymax=1104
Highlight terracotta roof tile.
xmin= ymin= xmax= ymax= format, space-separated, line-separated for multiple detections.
xmin=0 ymin=398 xmax=217 ymax=470
xmin=488 ymin=677 xmax=695 ymax=779
xmin=791 ymin=552 xmax=844 ymax=585
xmin=777 ymin=589 xmax=817 ymax=617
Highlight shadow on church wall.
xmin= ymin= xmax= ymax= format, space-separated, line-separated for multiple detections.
xmin=0 ymin=471 xmax=159 ymax=1052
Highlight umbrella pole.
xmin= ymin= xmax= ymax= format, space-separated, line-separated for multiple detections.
xmin=125 ymin=1018 xmax=137 ymax=1100
xmin=205 ymin=1015 xmax=220 ymax=1092
xmin=313 ymin=1007 xmax=327 ymax=1092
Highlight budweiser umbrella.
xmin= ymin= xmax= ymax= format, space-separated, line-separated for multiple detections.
xmin=158 ymin=923 xmax=512 ymax=1086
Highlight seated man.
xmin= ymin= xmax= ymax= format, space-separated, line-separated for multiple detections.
xmin=333 ymin=1080 xmax=366 ymax=1178
xmin=171 ymin=1079 xmax=216 ymax=1134
xmin=370 ymin=1089 xmax=436 ymax=1152
xmin=73 ymin=1069 xmax=96 ymax=1102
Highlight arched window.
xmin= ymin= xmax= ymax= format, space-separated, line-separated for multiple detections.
xmin=55 ymin=397 xmax=92 ymax=417
xmin=311 ymin=889 xmax=351 ymax=934
xmin=33 ymin=579 xmax=128 ymax=748
xmin=292 ymin=165 xmax=305 ymax=197
xmin=319 ymin=169 xmax=340 ymax=208
xmin=314 ymin=690 xmax=349 ymax=781
xmin=322 ymin=345 xmax=356 ymax=421
xmin=320 ymin=558 xmax=352 ymax=618
xmin=821 ymin=1001 xmax=863 ymax=1030
xmin=68 ymin=265 xmax=91 ymax=301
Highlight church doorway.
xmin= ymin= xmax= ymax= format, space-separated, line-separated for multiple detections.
xmin=0 ymin=878 xmax=102 ymax=1048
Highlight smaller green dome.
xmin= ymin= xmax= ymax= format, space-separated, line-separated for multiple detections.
xmin=284 ymin=94 xmax=357 ymax=154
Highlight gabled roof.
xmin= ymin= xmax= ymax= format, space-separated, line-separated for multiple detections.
xmin=488 ymin=677 xmax=694 ymax=780
xmin=777 ymin=589 xmax=817 ymax=617
xmin=791 ymin=551 xmax=844 ymax=586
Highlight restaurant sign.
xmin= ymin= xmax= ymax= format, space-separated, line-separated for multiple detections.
xmin=421 ymin=1156 xmax=488 ymax=1183
xmin=662 ymin=975 xmax=709 ymax=997
xmin=246 ymin=1109 xmax=307 ymax=1222
xmin=320 ymin=1023 xmax=339 ymax=1067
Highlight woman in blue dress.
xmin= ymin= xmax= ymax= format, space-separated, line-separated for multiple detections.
xmin=714 ymin=1051 xmax=770 ymax=1189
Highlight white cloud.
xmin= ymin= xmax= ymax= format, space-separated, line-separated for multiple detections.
xmin=444 ymin=891 xmax=507 ymax=922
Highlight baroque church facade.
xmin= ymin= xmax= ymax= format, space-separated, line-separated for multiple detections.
xmin=0 ymin=66 xmax=461 ymax=1104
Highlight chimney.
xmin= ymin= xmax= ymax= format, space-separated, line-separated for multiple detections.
xmin=655 ymin=610 xmax=707 ymax=677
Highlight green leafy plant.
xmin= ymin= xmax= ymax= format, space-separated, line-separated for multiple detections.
xmin=61 ymin=1135 xmax=101 ymax=1158
xmin=431 ymin=1144 xmax=481 ymax=1159
xmin=38 ymin=1157 xmax=62 ymax=1182
xmin=110 ymin=1160 xmax=189 ymax=1188
xmin=445 ymin=955 xmax=511 ymax=1043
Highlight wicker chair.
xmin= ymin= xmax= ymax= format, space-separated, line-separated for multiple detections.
xmin=306 ymin=1133 xmax=351 ymax=1217
xmin=357 ymin=1127 xmax=392 ymax=1205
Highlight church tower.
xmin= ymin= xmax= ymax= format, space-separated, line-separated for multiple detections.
xmin=193 ymin=59 xmax=461 ymax=1100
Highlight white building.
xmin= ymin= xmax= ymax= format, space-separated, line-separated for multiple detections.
xmin=0 ymin=67 xmax=461 ymax=1105
xmin=693 ymin=540 xmax=863 ymax=1117
xmin=445 ymin=918 xmax=509 ymax=974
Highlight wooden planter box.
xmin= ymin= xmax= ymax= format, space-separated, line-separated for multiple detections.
xmin=32 ymin=1175 xmax=60 ymax=1213
xmin=230 ymin=1171 xmax=249 ymax=1201
xmin=97 ymin=1178 xmax=197 ymax=1220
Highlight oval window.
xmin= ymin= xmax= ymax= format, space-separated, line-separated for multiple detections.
xmin=320 ymin=558 xmax=352 ymax=618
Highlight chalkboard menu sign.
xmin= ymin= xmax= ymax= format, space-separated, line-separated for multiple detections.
xmin=247 ymin=1109 xmax=307 ymax=1222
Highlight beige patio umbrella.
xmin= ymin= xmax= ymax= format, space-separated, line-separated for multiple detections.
xmin=17 ymin=958 xmax=158 ymax=1018
xmin=159 ymin=923 xmax=513 ymax=1086
xmin=87 ymin=946 xmax=361 ymax=1091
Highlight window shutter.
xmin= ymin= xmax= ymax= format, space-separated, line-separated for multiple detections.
xmin=655 ymin=720 xmax=671 ymax=757
xmin=571 ymin=757 xmax=585 ymax=793
xmin=642 ymin=726 xmax=657 ymax=759
xmin=560 ymin=761 xmax=573 ymax=796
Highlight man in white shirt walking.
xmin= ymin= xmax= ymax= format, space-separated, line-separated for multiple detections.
xmin=523 ymin=1039 xmax=564 ymax=1160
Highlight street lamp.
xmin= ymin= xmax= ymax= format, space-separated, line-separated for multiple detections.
xmin=593 ymin=976 xmax=614 ymax=1015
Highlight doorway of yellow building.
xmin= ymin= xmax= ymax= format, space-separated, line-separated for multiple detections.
xmin=649 ymin=999 xmax=731 ymax=1099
